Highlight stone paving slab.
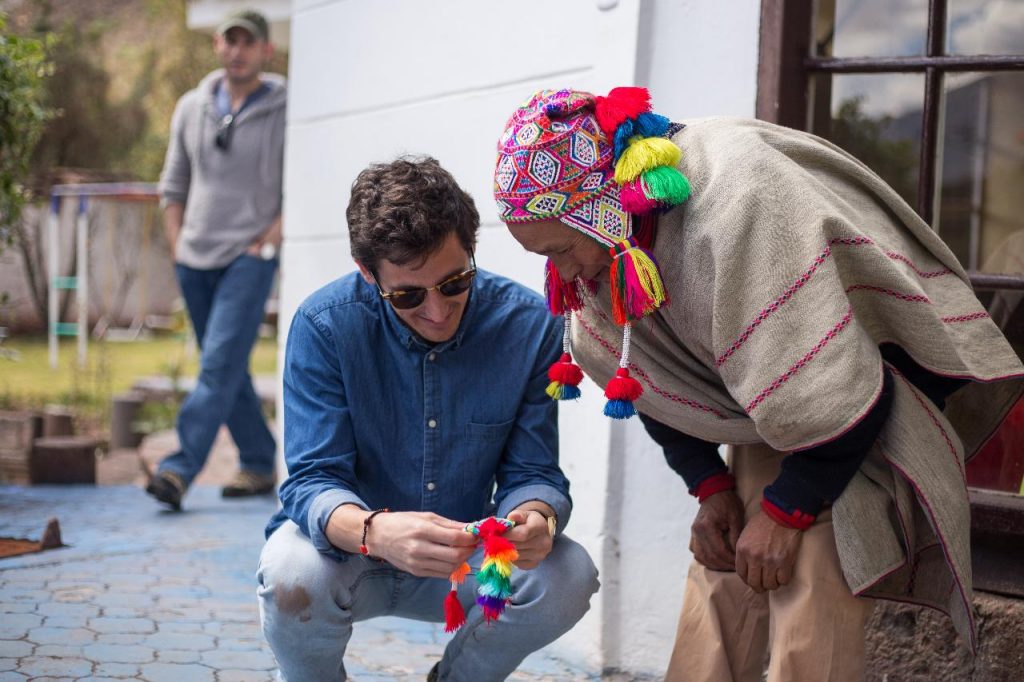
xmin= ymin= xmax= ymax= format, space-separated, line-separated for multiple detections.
xmin=0 ymin=485 xmax=599 ymax=681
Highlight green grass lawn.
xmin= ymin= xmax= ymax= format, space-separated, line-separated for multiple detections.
xmin=0 ymin=334 xmax=277 ymax=425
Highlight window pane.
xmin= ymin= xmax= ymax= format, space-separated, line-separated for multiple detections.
xmin=947 ymin=0 xmax=1024 ymax=56
xmin=810 ymin=73 xmax=925 ymax=209
xmin=814 ymin=0 xmax=929 ymax=57
xmin=936 ymin=72 xmax=1024 ymax=270
xmin=937 ymin=70 xmax=1024 ymax=495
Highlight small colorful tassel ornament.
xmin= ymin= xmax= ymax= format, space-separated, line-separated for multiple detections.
xmin=470 ymin=516 xmax=518 ymax=624
xmin=547 ymin=313 xmax=584 ymax=401
xmin=603 ymin=322 xmax=643 ymax=419
xmin=442 ymin=517 xmax=518 ymax=633
xmin=544 ymin=261 xmax=586 ymax=401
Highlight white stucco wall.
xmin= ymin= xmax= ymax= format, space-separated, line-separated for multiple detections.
xmin=280 ymin=0 xmax=761 ymax=675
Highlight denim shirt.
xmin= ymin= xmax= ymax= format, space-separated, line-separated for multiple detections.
xmin=265 ymin=269 xmax=571 ymax=560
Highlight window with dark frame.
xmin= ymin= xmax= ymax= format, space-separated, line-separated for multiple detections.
xmin=756 ymin=0 xmax=1024 ymax=597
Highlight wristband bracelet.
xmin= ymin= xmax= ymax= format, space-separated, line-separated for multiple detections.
xmin=760 ymin=497 xmax=815 ymax=531
xmin=359 ymin=508 xmax=390 ymax=557
xmin=690 ymin=472 xmax=736 ymax=503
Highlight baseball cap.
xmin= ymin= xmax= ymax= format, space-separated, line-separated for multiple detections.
xmin=217 ymin=9 xmax=269 ymax=42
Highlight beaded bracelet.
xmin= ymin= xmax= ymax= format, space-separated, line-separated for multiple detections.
xmin=359 ymin=508 xmax=390 ymax=557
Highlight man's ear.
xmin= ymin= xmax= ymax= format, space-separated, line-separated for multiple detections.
xmin=355 ymin=261 xmax=375 ymax=286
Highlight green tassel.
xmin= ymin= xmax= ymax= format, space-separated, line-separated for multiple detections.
xmin=642 ymin=166 xmax=691 ymax=205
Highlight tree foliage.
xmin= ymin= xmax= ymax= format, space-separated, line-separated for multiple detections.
xmin=0 ymin=12 xmax=53 ymax=250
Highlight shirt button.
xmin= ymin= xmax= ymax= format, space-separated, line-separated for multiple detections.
xmin=428 ymin=419 xmax=437 ymax=429
xmin=426 ymin=482 xmax=436 ymax=491
xmin=428 ymin=353 xmax=437 ymax=362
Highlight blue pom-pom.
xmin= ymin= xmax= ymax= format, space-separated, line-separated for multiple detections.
xmin=559 ymin=384 xmax=582 ymax=400
xmin=603 ymin=399 xmax=637 ymax=419
xmin=612 ymin=113 xmax=672 ymax=161
xmin=613 ymin=120 xmax=635 ymax=161
xmin=634 ymin=112 xmax=670 ymax=138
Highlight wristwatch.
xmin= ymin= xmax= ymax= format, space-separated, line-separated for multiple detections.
xmin=259 ymin=242 xmax=277 ymax=261
xmin=542 ymin=511 xmax=557 ymax=538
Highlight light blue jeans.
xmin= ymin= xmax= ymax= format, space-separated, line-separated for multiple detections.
xmin=257 ymin=521 xmax=600 ymax=682
xmin=159 ymin=254 xmax=278 ymax=486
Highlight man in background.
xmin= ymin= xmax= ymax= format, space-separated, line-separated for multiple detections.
xmin=148 ymin=9 xmax=286 ymax=509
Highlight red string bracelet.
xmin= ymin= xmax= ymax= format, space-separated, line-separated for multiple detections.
xmin=360 ymin=508 xmax=390 ymax=557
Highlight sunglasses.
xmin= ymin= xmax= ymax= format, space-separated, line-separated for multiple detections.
xmin=374 ymin=259 xmax=477 ymax=310
xmin=215 ymin=113 xmax=235 ymax=151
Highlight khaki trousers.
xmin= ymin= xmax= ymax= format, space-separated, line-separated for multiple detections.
xmin=665 ymin=444 xmax=875 ymax=682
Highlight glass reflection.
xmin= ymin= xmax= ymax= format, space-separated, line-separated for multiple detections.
xmin=815 ymin=0 xmax=928 ymax=58
xmin=937 ymin=72 xmax=1024 ymax=271
xmin=810 ymin=73 xmax=925 ymax=208
xmin=947 ymin=0 xmax=1024 ymax=56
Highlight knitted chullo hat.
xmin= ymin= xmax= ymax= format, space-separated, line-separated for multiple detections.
xmin=495 ymin=87 xmax=691 ymax=419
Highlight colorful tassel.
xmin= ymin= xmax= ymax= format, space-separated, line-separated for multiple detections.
xmin=604 ymin=367 xmax=643 ymax=419
xmin=619 ymin=177 xmax=662 ymax=214
xmin=614 ymin=136 xmax=682 ymax=184
xmin=593 ymin=86 xmax=652 ymax=138
xmin=642 ymin=165 xmax=691 ymax=205
xmin=613 ymin=112 xmax=671 ymax=161
xmin=546 ymin=313 xmax=584 ymax=401
xmin=544 ymin=260 xmax=585 ymax=315
xmin=603 ymin=323 xmax=643 ymax=419
xmin=609 ymin=237 xmax=668 ymax=325
xmin=473 ymin=517 xmax=518 ymax=625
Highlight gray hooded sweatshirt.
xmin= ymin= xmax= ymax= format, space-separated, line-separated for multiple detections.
xmin=158 ymin=69 xmax=287 ymax=269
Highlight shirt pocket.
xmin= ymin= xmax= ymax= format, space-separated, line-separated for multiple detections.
xmin=464 ymin=419 xmax=515 ymax=492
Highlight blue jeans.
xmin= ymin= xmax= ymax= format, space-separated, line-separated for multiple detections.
xmin=159 ymin=254 xmax=278 ymax=486
xmin=257 ymin=521 xmax=600 ymax=682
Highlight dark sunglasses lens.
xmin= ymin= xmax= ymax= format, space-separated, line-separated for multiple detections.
xmin=389 ymin=290 xmax=427 ymax=310
xmin=438 ymin=271 xmax=475 ymax=296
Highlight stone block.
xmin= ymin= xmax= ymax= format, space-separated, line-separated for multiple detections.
xmin=867 ymin=591 xmax=1024 ymax=681
xmin=29 ymin=436 xmax=99 ymax=484
xmin=0 ymin=410 xmax=41 ymax=484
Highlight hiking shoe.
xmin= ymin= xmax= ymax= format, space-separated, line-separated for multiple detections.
xmin=145 ymin=470 xmax=186 ymax=511
xmin=221 ymin=470 xmax=276 ymax=498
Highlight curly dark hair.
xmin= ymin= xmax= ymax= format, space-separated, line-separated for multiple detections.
xmin=346 ymin=156 xmax=479 ymax=271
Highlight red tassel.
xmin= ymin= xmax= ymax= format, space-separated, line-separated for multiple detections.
xmin=604 ymin=367 xmax=643 ymax=401
xmin=444 ymin=589 xmax=466 ymax=633
xmin=548 ymin=353 xmax=584 ymax=385
xmin=544 ymin=260 xmax=585 ymax=315
xmin=594 ymin=87 xmax=652 ymax=138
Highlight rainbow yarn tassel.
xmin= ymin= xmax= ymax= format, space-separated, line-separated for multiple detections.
xmin=472 ymin=517 xmax=518 ymax=624
xmin=609 ymin=237 xmax=668 ymax=325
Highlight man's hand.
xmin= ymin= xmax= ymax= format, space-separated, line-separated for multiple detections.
xmin=247 ymin=215 xmax=283 ymax=256
xmin=689 ymin=489 xmax=744 ymax=571
xmin=505 ymin=510 xmax=554 ymax=570
xmin=327 ymin=509 xmax=477 ymax=579
xmin=734 ymin=509 xmax=803 ymax=593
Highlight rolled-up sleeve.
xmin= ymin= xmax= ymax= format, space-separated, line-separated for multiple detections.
xmin=494 ymin=316 xmax=572 ymax=534
xmin=278 ymin=309 xmax=366 ymax=560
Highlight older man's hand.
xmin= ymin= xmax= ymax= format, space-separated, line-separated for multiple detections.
xmin=735 ymin=510 xmax=803 ymax=592
xmin=690 ymin=490 xmax=745 ymax=571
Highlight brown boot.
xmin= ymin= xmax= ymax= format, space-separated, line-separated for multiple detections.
xmin=221 ymin=470 xmax=276 ymax=498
